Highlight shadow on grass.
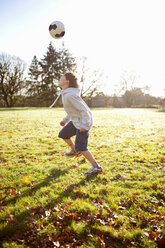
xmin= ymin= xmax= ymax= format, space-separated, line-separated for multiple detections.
xmin=0 ymin=172 xmax=129 ymax=248
xmin=1 ymin=167 xmax=68 ymax=206
xmin=0 ymin=107 xmax=64 ymax=111
xmin=158 ymin=108 xmax=165 ymax=113
xmin=0 ymin=107 xmax=45 ymax=111
xmin=0 ymin=173 xmax=99 ymax=241
xmin=48 ymin=173 xmax=99 ymax=206
xmin=2 ymin=171 xmax=129 ymax=248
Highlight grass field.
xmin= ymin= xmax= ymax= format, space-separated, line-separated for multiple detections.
xmin=0 ymin=108 xmax=165 ymax=248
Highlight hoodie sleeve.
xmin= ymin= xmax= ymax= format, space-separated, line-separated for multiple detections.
xmin=62 ymin=115 xmax=70 ymax=124
xmin=66 ymin=94 xmax=92 ymax=130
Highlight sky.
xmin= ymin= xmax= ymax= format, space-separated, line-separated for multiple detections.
xmin=0 ymin=0 xmax=165 ymax=97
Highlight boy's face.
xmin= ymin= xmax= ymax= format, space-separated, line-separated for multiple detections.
xmin=58 ymin=75 xmax=69 ymax=89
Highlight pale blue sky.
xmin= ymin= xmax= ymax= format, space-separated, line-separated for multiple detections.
xmin=0 ymin=0 xmax=165 ymax=96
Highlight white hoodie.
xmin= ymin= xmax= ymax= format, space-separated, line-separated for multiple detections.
xmin=61 ymin=88 xmax=93 ymax=130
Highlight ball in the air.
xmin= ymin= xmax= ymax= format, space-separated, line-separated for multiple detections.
xmin=49 ymin=21 xmax=65 ymax=39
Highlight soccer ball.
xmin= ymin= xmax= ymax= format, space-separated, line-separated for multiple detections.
xmin=49 ymin=21 xmax=65 ymax=39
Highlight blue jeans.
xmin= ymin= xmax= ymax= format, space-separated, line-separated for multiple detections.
xmin=58 ymin=121 xmax=89 ymax=151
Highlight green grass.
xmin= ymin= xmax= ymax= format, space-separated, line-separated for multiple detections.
xmin=0 ymin=108 xmax=165 ymax=248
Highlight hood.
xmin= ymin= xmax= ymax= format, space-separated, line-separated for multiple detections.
xmin=61 ymin=88 xmax=81 ymax=97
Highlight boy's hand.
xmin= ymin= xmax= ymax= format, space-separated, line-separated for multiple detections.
xmin=80 ymin=128 xmax=87 ymax=132
xmin=60 ymin=121 xmax=65 ymax=126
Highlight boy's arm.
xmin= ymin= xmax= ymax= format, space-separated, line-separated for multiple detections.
xmin=61 ymin=115 xmax=70 ymax=125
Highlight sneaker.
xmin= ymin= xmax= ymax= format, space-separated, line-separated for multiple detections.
xmin=84 ymin=166 xmax=103 ymax=176
xmin=64 ymin=149 xmax=81 ymax=158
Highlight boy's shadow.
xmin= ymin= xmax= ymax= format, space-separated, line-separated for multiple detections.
xmin=1 ymin=167 xmax=68 ymax=206
xmin=0 ymin=168 xmax=99 ymax=243
xmin=49 ymin=172 xmax=99 ymax=206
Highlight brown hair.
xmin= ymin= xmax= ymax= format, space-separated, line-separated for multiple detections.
xmin=65 ymin=72 xmax=80 ymax=88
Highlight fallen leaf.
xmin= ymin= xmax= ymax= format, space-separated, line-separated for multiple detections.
xmin=23 ymin=176 xmax=30 ymax=183
xmin=152 ymin=183 xmax=157 ymax=190
xmin=9 ymin=188 xmax=17 ymax=195
xmin=45 ymin=210 xmax=50 ymax=217
xmin=53 ymin=241 xmax=60 ymax=247
xmin=119 ymin=206 xmax=126 ymax=210
xmin=156 ymin=235 xmax=165 ymax=246
xmin=71 ymin=164 xmax=78 ymax=168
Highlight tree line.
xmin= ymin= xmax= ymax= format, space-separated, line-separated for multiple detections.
xmin=0 ymin=43 xmax=164 ymax=108
xmin=0 ymin=43 xmax=76 ymax=107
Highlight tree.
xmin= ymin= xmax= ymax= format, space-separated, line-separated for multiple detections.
xmin=27 ymin=42 xmax=76 ymax=106
xmin=26 ymin=55 xmax=41 ymax=96
xmin=120 ymin=70 xmax=141 ymax=93
xmin=0 ymin=53 xmax=26 ymax=107
xmin=76 ymin=57 xmax=105 ymax=101
xmin=58 ymin=42 xmax=76 ymax=74
xmin=122 ymin=88 xmax=144 ymax=107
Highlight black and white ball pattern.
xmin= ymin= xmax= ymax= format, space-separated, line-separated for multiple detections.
xmin=49 ymin=21 xmax=65 ymax=39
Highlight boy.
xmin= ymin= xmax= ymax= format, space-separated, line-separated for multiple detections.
xmin=58 ymin=72 xmax=103 ymax=176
